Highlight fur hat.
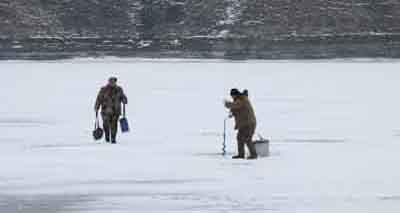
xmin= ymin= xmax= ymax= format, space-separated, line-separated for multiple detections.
xmin=108 ymin=77 xmax=118 ymax=83
xmin=230 ymin=88 xmax=241 ymax=96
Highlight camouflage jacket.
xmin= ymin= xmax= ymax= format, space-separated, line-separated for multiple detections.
xmin=225 ymin=96 xmax=257 ymax=130
xmin=95 ymin=85 xmax=128 ymax=116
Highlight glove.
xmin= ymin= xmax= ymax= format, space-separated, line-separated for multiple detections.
xmin=224 ymin=99 xmax=231 ymax=108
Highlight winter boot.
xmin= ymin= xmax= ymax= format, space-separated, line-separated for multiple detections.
xmin=105 ymin=134 xmax=110 ymax=143
xmin=104 ymin=130 xmax=110 ymax=143
xmin=246 ymin=142 xmax=258 ymax=160
xmin=111 ymin=136 xmax=116 ymax=144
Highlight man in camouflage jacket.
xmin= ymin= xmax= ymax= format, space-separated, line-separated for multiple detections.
xmin=225 ymin=88 xmax=258 ymax=159
xmin=95 ymin=77 xmax=128 ymax=143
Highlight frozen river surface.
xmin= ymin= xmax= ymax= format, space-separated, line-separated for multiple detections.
xmin=1 ymin=59 xmax=400 ymax=212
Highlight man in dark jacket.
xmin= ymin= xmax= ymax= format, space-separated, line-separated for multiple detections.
xmin=95 ymin=77 xmax=128 ymax=143
xmin=225 ymin=88 xmax=258 ymax=159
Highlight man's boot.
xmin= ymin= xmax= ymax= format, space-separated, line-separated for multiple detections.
xmin=104 ymin=129 xmax=110 ymax=143
xmin=246 ymin=142 xmax=258 ymax=160
xmin=232 ymin=141 xmax=245 ymax=159
xmin=111 ymin=134 xmax=117 ymax=144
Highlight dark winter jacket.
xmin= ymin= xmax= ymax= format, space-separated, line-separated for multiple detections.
xmin=225 ymin=96 xmax=256 ymax=130
xmin=95 ymin=85 xmax=128 ymax=116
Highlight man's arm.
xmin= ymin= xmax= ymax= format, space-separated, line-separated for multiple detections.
xmin=94 ymin=88 xmax=103 ymax=112
xmin=120 ymin=88 xmax=128 ymax=104
xmin=224 ymin=99 xmax=243 ymax=110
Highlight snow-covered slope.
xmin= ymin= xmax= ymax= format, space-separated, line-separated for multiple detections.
xmin=2 ymin=1 xmax=400 ymax=59
xmin=1 ymin=59 xmax=400 ymax=212
xmin=1 ymin=0 xmax=400 ymax=38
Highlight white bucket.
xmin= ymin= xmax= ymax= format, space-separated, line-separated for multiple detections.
xmin=254 ymin=139 xmax=270 ymax=157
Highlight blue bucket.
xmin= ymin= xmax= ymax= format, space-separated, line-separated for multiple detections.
xmin=119 ymin=117 xmax=130 ymax=133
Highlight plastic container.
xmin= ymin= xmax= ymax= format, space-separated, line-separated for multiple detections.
xmin=254 ymin=139 xmax=270 ymax=157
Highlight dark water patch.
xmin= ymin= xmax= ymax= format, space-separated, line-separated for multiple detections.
xmin=0 ymin=194 xmax=93 ymax=213
xmin=0 ymin=191 xmax=279 ymax=212
xmin=174 ymin=194 xmax=278 ymax=212
xmin=271 ymin=195 xmax=290 ymax=201
xmin=29 ymin=143 xmax=100 ymax=150
xmin=82 ymin=178 xmax=216 ymax=186
xmin=96 ymin=192 xmax=277 ymax=212
xmin=0 ymin=178 xmax=216 ymax=192
xmin=275 ymin=138 xmax=346 ymax=144
xmin=378 ymin=195 xmax=400 ymax=201
xmin=392 ymin=130 xmax=400 ymax=137
xmin=194 ymin=152 xmax=235 ymax=157
xmin=0 ymin=118 xmax=53 ymax=128
xmin=0 ymin=137 xmax=27 ymax=143
xmin=199 ymin=131 xmax=222 ymax=137
xmin=182 ymin=204 xmax=277 ymax=212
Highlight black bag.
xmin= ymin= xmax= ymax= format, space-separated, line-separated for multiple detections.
xmin=93 ymin=115 xmax=103 ymax=140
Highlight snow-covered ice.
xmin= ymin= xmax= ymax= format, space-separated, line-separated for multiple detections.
xmin=1 ymin=59 xmax=400 ymax=212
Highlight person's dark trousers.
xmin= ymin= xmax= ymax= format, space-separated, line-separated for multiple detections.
xmin=102 ymin=114 xmax=120 ymax=143
xmin=236 ymin=125 xmax=257 ymax=159
xmin=110 ymin=115 xmax=119 ymax=143
xmin=234 ymin=140 xmax=245 ymax=158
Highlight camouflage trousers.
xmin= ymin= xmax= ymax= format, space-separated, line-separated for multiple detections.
xmin=236 ymin=125 xmax=257 ymax=157
xmin=102 ymin=113 xmax=120 ymax=143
